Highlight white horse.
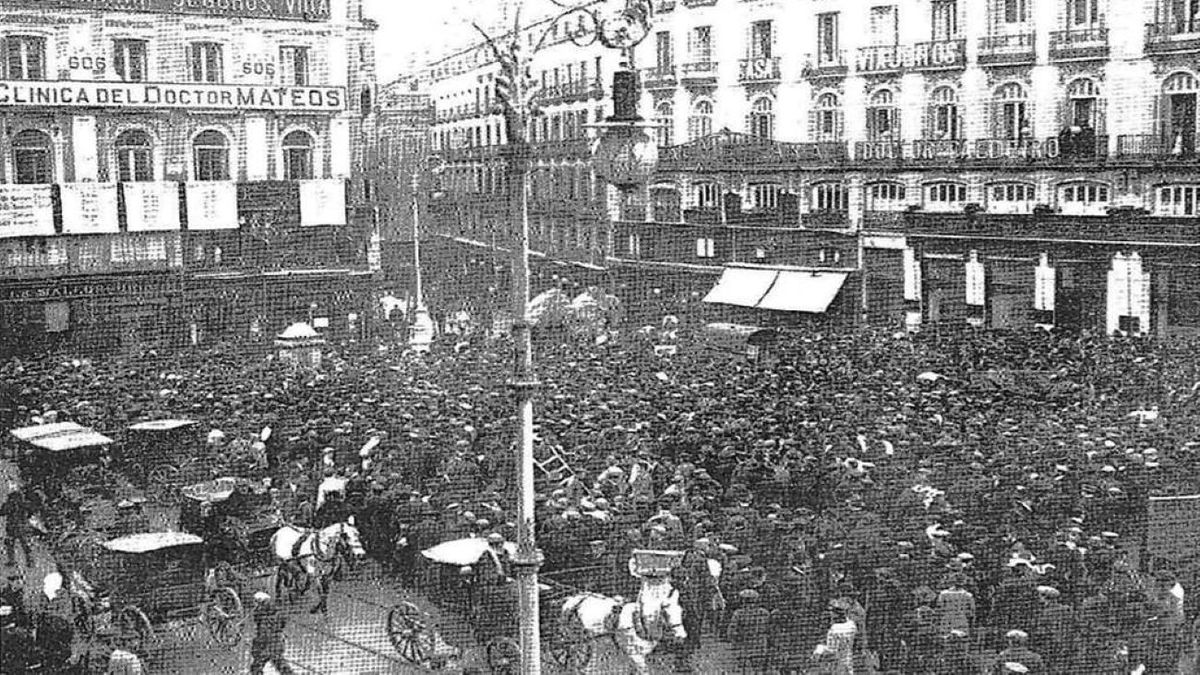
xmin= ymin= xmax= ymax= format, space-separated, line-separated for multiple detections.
xmin=560 ymin=574 xmax=686 ymax=674
xmin=270 ymin=517 xmax=365 ymax=614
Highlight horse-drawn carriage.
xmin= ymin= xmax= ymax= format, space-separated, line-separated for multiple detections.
xmin=122 ymin=419 xmax=218 ymax=505
xmin=385 ymin=539 xmax=684 ymax=673
xmin=180 ymin=476 xmax=282 ymax=580
xmin=63 ymin=531 xmax=246 ymax=666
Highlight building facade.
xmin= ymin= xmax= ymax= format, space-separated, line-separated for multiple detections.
xmin=0 ymin=0 xmax=380 ymax=355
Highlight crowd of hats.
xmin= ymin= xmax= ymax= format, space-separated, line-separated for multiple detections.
xmin=3 ymin=325 xmax=1199 ymax=664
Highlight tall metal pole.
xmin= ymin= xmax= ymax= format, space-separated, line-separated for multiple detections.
xmin=410 ymin=170 xmax=425 ymax=309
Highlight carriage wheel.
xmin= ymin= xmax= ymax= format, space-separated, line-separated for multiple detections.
xmin=486 ymin=637 xmax=521 ymax=675
xmin=546 ymin=633 xmax=592 ymax=671
xmin=386 ymin=601 xmax=429 ymax=664
xmin=146 ymin=465 xmax=182 ymax=504
xmin=116 ymin=606 xmax=152 ymax=654
xmin=203 ymin=586 xmax=246 ymax=648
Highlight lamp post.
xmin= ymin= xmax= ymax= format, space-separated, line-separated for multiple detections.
xmin=473 ymin=2 xmax=655 ymax=671
xmin=408 ymin=155 xmax=443 ymax=352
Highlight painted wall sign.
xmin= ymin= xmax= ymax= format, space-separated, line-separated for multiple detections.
xmin=0 ymin=186 xmax=55 ymax=239
xmin=856 ymin=40 xmax=965 ymax=73
xmin=1 ymin=0 xmax=331 ymax=22
xmin=0 ymin=80 xmax=344 ymax=111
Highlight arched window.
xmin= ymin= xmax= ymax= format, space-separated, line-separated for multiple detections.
xmin=866 ymin=181 xmax=907 ymax=211
xmin=1058 ymin=181 xmax=1110 ymax=215
xmin=1162 ymin=71 xmax=1198 ymax=158
xmin=923 ymin=181 xmax=968 ymax=212
xmin=655 ymin=101 xmax=674 ymax=147
xmin=993 ymin=83 xmax=1030 ymax=140
xmin=1066 ymin=78 xmax=1103 ymax=130
xmin=115 ymin=130 xmax=153 ymax=182
xmin=812 ymin=182 xmax=848 ymax=212
xmin=748 ymin=97 xmax=774 ymax=139
xmin=986 ymin=182 xmax=1037 ymax=213
xmin=814 ymin=92 xmax=843 ymax=141
xmin=193 ymin=129 xmax=230 ymax=181
xmin=927 ymin=86 xmax=960 ymax=140
xmin=866 ymin=89 xmax=899 ymax=141
xmin=688 ymin=99 xmax=713 ymax=141
xmin=11 ymin=129 xmax=53 ymax=184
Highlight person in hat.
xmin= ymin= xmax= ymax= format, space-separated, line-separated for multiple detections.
xmin=249 ymin=592 xmax=292 ymax=675
xmin=726 ymin=588 xmax=770 ymax=673
xmin=996 ymin=629 xmax=1046 ymax=675
xmin=817 ymin=597 xmax=858 ymax=675
xmin=106 ymin=631 xmax=145 ymax=675
xmin=934 ymin=629 xmax=978 ymax=675
xmin=673 ymin=537 xmax=721 ymax=672
xmin=1031 ymin=586 xmax=1072 ymax=673
xmin=936 ymin=573 xmax=975 ymax=637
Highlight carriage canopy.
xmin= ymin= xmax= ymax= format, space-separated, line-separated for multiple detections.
xmin=10 ymin=421 xmax=113 ymax=452
xmin=102 ymin=531 xmax=204 ymax=554
xmin=128 ymin=419 xmax=198 ymax=432
xmin=421 ymin=537 xmax=517 ymax=566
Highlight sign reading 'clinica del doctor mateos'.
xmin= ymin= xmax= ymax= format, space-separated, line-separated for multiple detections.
xmin=0 ymin=80 xmax=344 ymax=111
xmin=2 ymin=0 xmax=330 ymax=21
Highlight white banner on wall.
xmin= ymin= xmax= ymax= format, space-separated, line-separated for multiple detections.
xmin=1034 ymin=253 xmax=1056 ymax=312
xmin=299 ymin=179 xmax=346 ymax=227
xmin=124 ymin=182 xmax=181 ymax=232
xmin=185 ymin=182 xmax=238 ymax=231
xmin=902 ymin=247 xmax=921 ymax=302
xmin=61 ymin=183 xmax=119 ymax=234
xmin=0 ymin=185 xmax=55 ymax=239
xmin=1106 ymin=253 xmax=1151 ymax=335
xmin=965 ymin=250 xmax=986 ymax=307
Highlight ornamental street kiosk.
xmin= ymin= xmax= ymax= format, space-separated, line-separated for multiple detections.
xmin=275 ymin=322 xmax=325 ymax=369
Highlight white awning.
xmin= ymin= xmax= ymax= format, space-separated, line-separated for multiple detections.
xmin=701 ymin=267 xmax=779 ymax=308
xmin=10 ymin=422 xmax=113 ymax=452
xmin=755 ymin=271 xmax=848 ymax=313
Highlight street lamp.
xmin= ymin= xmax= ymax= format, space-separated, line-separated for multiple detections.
xmin=408 ymin=154 xmax=444 ymax=353
xmin=473 ymin=2 xmax=655 ymax=672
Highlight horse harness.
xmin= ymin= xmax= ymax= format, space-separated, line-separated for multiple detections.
xmin=289 ymin=524 xmax=338 ymax=561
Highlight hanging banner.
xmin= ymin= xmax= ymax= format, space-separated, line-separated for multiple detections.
xmin=299 ymin=179 xmax=346 ymax=226
xmin=965 ymin=251 xmax=985 ymax=306
xmin=1034 ymin=253 xmax=1056 ymax=312
xmin=0 ymin=185 xmax=54 ymax=239
xmin=902 ymin=247 xmax=921 ymax=302
xmin=124 ymin=182 xmax=181 ymax=232
xmin=185 ymin=182 xmax=238 ymax=230
xmin=61 ymin=183 xmax=119 ymax=234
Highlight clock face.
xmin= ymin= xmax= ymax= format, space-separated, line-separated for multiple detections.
xmin=599 ymin=13 xmax=649 ymax=49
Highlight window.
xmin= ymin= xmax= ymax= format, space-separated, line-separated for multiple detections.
xmin=993 ymin=83 xmax=1030 ymax=140
xmin=115 ymin=130 xmax=153 ymax=182
xmin=189 ymin=42 xmax=223 ymax=83
xmin=750 ymin=183 xmax=781 ymax=210
xmin=192 ymin=129 xmax=230 ymax=181
xmin=749 ymin=97 xmax=774 ymax=139
xmin=813 ymin=182 xmax=848 ymax=211
xmin=1068 ymin=0 xmax=1101 ymax=26
xmin=695 ymin=237 xmax=715 ymax=258
xmin=282 ymin=130 xmax=314 ymax=180
xmin=932 ymin=1 xmax=959 ymax=40
xmin=817 ymin=13 xmax=840 ymax=63
xmin=113 ymin=39 xmax=147 ymax=82
xmin=815 ymin=92 xmax=843 ymax=141
xmin=689 ymin=26 xmax=712 ymax=61
xmin=1165 ymin=0 xmax=1199 ymax=32
xmin=655 ymin=31 xmax=673 ymax=69
xmin=987 ymin=182 xmax=1037 ymax=213
xmin=1004 ymin=0 xmax=1029 ymax=23
xmin=750 ymin=20 xmax=773 ymax=59
xmin=867 ymin=89 xmax=899 ymax=141
xmin=3 ymin=36 xmax=45 ymax=80
xmin=697 ymin=183 xmax=719 ymax=208
xmin=869 ymin=5 xmax=899 ymax=46
xmin=11 ymin=129 xmax=53 ymax=184
xmin=928 ymin=86 xmax=961 ymax=140
xmin=924 ymin=182 xmax=968 ymax=211
xmin=1158 ymin=185 xmax=1200 ymax=216
xmin=279 ymin=46 xmax=310 ymax=86
xmin=867 ymin=182 xmax=907 ymax=211
xmin=655 ymin=101 xmax=674 ymax=146
xmin=688 ymin=99 xmax=713 ymax=140
xmin=1058 ymin=181 xmax=1110 ymax=214
xmin=1066 ymin=78 xmax=1102 ymax=130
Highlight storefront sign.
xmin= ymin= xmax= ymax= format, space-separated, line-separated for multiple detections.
xmin=0 ymin=80 xmax=344 ymax=112
xmin=124 ymin=182 xmax=181 ymax=232
xmin=3 ymin=0 xmax=331 ymax=22
xmin=0 ymin=275 xmax=182 ymax=302
xmin=0 ymin=185 xmax=55 ymax=239
xmin=299 ymin=179 xmax=346 ymax=226
xmin=856 ymin=40 xmax=965 ymax=73
xmin=61 ymin=183 xmax=120 ymax=234
xmin=185 ymin=182 xmax=239 ymax=230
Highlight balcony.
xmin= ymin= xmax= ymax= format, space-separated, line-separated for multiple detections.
xmin=642 ymin=66 xmax=678 ymax=90
xmin=978 ymin=33 xmax=1036 ymax=65
xmin=1116 ymin=134 xmax=1198 ymax=161
xmin=1050 ymin=26 xmax=1110 ymax=60
xmin=855 ymin=40 xmax=966 ymax=74
xmin=851 ymin=137 xmax=1107 ymax=166
xmin=738 ymin=56 xmax=781 ymax=83
xmin=863 ymin=211 xmax=1200 ymax=245
xmin=802 ymin=51 xmax=848 ymax=78
xmin=1146 ymin=21 xmax=1200 ymax=53
xmin=654 ymin=0 xmax=675 ymax=10
xmin=681 ymin=0 xmax=716 ymax=6
xmin=679 ymin=60 xmax=719 ymax=83
xmin=536 ymin=78 xmax=603 ymax=105
xmin=657 ymin=131 xmax=848 ymax=171
xmin=530 ymin=139 xmax=591 ymax=160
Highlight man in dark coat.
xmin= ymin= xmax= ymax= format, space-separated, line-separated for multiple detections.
xmin=249 ymin=592 xmax=293 ymax=675
xmin=996 ymin=629 xmax=1046 ymax=675
xmin=673 ymin=538 xmax=720 ymax=672
xmin=727 ymin=589 xmax=771 ymax=673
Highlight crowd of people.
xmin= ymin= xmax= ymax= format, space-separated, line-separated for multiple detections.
xmin=1 ymin=317 xmax=1199 ymax=673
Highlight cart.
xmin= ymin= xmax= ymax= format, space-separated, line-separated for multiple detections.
xmin=10 ymin=422 xmax=115 ymax=494
xmin=123 ymin=419 xmax=211 ymax=504
xmin=386 ymin=537 xmax=593 ymax=673
xmin=65 ymin=531 xmax=247 ymax=658
xmin=180 ymin=476 xmax=283 ymax=582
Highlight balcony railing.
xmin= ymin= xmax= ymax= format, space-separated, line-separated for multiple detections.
xmin=657 ymin=135 xmax=848 ymax=171
xmin=850 ymin=137 xmax=1108 ymax=165
xmin=1116 ymin=134 xmax=1198 ymax=160
xmin=536 ymin=78 xmax=603 ymax=105
xmin=863 ymin=211 xmax=1200 ymax=245
xmin=855 ymin=40 xmax=966 ymax=74
xmin=978 ymin=33 xmax=1037 ymax=65
xmin=1146 ymin=21 xmax=1200 ymax=52
xmin=738 ymin=56 xmax=781 ymax=82
xmin=1050 ymin=26 xmax=1110 ymax=59
xmin=654 ymin=0 xmax=675 ymax=11
xmin=679 ymin=60 xmax=719 ymax=81
xmin=681 ymin=0 xmax=716 ymax=6
xmin=802 ymin=51 xmax=848 ymax=78
xmin=641 ymin=66 xmax=678 ymax=89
